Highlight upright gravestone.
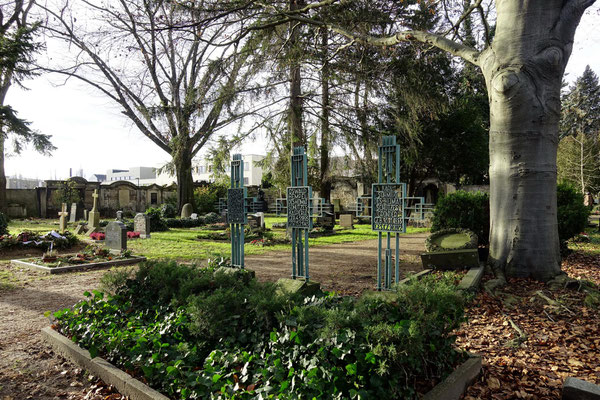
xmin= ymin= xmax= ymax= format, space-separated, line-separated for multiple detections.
xmin=116 ymin=210 xmax=123 ymax=221
xmin=88 ymin=189 xmax=100 ymax=230
xmin=134 ymin=213 xmax=151 ymax=239
xmin=58 ymin=203 xmax=68 ymax=234
xmin=84 ymin=209 xmax=88 ymax=222
xmin=340 ymin=214 xmax=354 ymax=229
xmin=106 ymin=221 xmax=127 ymax=252
xmin=69 ymin=203 xmax=77 ymax=223
xmin=181 ymin=203 xmax=193 ymax=218
xmin=256 ymin=212 xmax=265 ymax=229
xmin=372 ymin=136 xmax=407 ymax=291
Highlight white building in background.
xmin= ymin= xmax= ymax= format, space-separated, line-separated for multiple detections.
xmin=6 ymin=176 xmax=44 ymax=189
xmin=192 ymin=154 xmax=265 ymax=186
xmin=105 ymin=167 xmax=157 ymax=185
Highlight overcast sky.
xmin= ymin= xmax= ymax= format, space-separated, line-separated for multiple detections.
xmin=5 ymin=4 xmax=600 ymax=181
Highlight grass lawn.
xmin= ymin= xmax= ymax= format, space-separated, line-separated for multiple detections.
xmin=7 ymin=216 xmax=428 ymax=261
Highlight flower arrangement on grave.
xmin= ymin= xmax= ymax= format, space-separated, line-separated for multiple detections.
xmin=90 ymin=232 xmax=106 ymax=241
xmin=0 ymin=230 xmax=79 ymax=250
xmin=29 ymin=245 xmax=134 ymax=267
xmin=127 ymin=231 xmax=140 ymax=239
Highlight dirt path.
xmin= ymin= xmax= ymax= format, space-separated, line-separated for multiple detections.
xmin=0 ymin=264 xmax=123 ymax=400
xmin=0 ymin=233 xmax=427 ymax=399
xmin=246 ymin=232 xmax=427 ymax=295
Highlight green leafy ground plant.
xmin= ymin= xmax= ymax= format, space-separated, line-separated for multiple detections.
xmin=53 ymin=262 xmax=466 ymax=399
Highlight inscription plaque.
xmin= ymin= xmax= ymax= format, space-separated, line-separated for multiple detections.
xmin=372 ymin=183 xmax=406 ymax=233
xmin=287 ymin=186 xmax=311 ymax=229
xmin=227 ymin=188 xmax=245 ymax=224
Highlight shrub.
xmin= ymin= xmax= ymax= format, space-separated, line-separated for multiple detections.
xmin=557 ymin=183 xmax=589 ymax=251
xmin=53 ymin=261 xmax=466 ymax=400
xmin=145 ymin=207 xmax=168 ymax=232
xmin=160 ymin=203 xmax=177 ymax=218
xmin=194 ymin=184 xmax=227 ymax=214
xmin=431 ymin=191 xmax=490 ymax=245
xmin=0 ymin=212 xmax=9 ymax=235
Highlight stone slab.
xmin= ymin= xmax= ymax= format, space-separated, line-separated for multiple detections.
xmin=42 ymin=327 xmax=169 ymax=400
xmin=11 ymin=256 xmax=146 ymax=274
xmin=420 ymin=249 xmax=480 ymax=270
xmin=563 ymin=377 xmax=600 ymax=400
xmin=397 ymin=269 xmax=433 ymax=285
xmin=215 ymin=266 xmax=256 ymax=279
xmin=423 ymin=354 xmax=482 ymax=400
xmin=339 ymin=214 xmax=354 ymax=229
xmin=276 ymin=278 xmax=321 ymax=297
xmin=458 ymin=265 xmax=485 ymax=292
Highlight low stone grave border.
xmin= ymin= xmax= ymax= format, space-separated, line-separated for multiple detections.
xmin=42 ymin=327 xmax=168 ymax=400
xmin=11 ymin=255 xmax=147 ymax=274
xmin=42 ymin=326 xmax=480 ymax=400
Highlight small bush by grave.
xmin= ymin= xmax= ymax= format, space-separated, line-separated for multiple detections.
xmin=557 ymin=183 xmax=590 ymax=253
xmin=431 ymin=191 xmax=489 ymax=246
xmin=145 ymin=207 xmax=169 ymax=232
xmin=52 ymin=261 xmax=467 ymax=400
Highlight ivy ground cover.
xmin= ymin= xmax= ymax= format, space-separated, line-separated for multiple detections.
xmin=52 ymin=262 xmax=466 ymax=399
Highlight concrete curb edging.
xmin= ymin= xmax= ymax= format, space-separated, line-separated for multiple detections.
xmin=43 ymin=326 xmax=480 ymax=400
xmin=12 ymin=255 xmax=147 ymax=274
xmin=423 ymin=354 xmax=482 ymax=400
xmin=398 ymin=268 xmax=433 ymax=285
xmin=41 ymin=327 xmax=169 ymax=400
xmin=562 ymin=377 xmax=600 ymax=400
xmin=457 ymin=264 xmax=485 ymax=292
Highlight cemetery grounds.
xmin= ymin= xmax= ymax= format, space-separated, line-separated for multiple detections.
xmin=0 ymin=217 xmax=599 ymax=399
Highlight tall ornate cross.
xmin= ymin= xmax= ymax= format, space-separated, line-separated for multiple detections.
xmin=372 ymin=136 xmax=406 ymax=291
xmin=227 ymin=154 xmax=248 ymax=268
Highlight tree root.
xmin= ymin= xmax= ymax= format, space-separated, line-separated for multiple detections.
xmin=503 ymin=313 xmax=528 ymax=347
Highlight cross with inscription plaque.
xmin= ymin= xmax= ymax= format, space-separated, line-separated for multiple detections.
xmin=372 ymin=136 xmax=407 ymax=291
xmin=287 ymin=147 xmax=324 ymax=280
xmin=227 ymin=154 xmax=249 ymax=268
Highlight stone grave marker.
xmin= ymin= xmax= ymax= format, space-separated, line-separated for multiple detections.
xmin=134 ymin=213 xmax=151 ymax=238
xmin=190 ymin=213 xmax=198 ymax=220
xmin=181 ymin=203 xmax=193 ymax=218
xmin=339 ymin=214 xmax=354 ymax=229
xmin=106 ymin=221 xmax=127 ymax=252
xmin=247 ymin=214 xmax=260 ymax=230
xmin=84 ymin=209 xmax=88 ymax=221
xmin=116 ymin=210 xmax=123 ymax=221
xmin=88 ymin=189 xmax=100 ymax=229
xmin=58 ymin=203 xmax=68 ymax=234
xmin=73 ymin=224 xmax=85 ymax=235
xmin=69 ymin=203 xmax=77 ymax=223
xmin=256 ymin=212 xmax=265 ymax=229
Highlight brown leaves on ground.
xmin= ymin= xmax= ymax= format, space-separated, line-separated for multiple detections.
xmin=457 ymin=256 xmax=600 ymax=400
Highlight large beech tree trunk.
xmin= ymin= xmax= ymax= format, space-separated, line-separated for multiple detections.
xmin=479 ymin=0 xmax=589 ymax=280
xmin=174 ymin=148 xmax=195 ymax=212
xmin=0 ymin=134 xmax=6 ymax=214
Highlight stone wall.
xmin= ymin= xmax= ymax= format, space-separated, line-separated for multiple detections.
xmin=5 ymin=177 xmax=177 ymax=219
xmin=330 ymin=177 xmax=357 ymax=212
xmin=5 ymin=189 xmax=40 ymax=217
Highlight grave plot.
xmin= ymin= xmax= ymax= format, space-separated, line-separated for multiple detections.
xmin=11 ymin=246 xmax=146 ymax=274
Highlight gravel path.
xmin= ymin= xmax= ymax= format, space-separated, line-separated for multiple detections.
xmin=0 ymin=232 xmax=426 ymax=399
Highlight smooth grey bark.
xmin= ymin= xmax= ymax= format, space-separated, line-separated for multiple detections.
xmin=323 ymin=0 xmax=595 ymax=280
xmin=477 ymin=0 xmax=593 ymax=280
